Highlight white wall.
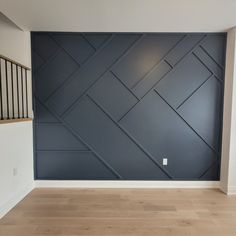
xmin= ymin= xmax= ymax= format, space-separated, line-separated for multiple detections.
xmin=0 ymin=14 xmax=34 ymax=218
xmin=0 ymin=13 xmax=31 ymax=67
xmin=0 ymin=121 xmax=34 ymax=218
xmin=220 ymin=27 xmax=236 ymax=194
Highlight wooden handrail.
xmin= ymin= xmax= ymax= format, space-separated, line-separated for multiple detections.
xmin=0 ymin=54 xmax=30 ymax=70
xmin=0 ymin=118 xmax=32 ymax=125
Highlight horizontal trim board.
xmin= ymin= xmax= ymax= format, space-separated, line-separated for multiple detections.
xmin=0 ymin=118 xmax=33 ymax=125
xmin=35 ymin=180 xmax=220 ymax=189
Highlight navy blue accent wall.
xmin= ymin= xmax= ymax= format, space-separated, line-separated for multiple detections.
xmin=32 ymin=33 xmax=226 ymax=180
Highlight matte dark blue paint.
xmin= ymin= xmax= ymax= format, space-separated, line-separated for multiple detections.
xmin=32 ymin=33 xmax=226 ymax=180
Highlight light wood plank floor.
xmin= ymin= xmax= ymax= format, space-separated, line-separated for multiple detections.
xmin=1 ymin=188 xmax=236 ymax=236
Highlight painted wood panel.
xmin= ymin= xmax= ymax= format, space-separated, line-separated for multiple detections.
xmin=32 ymin=33 xmax=226 ymax=180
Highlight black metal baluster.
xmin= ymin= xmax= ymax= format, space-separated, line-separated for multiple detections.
xmin=21 ymin=67 xmax=24 ymax=118
xmin=16 ymin=65 xmax=20 ymax=119
xmin=0 ymin=59 xmax=3 ymax=119
xmin=5 ymin=60 xmax=9 ymax=119
xmin=11 ymin=62 xmax=15 ymax=119
xmin=25 ymin=69 xmax=28 ymax=118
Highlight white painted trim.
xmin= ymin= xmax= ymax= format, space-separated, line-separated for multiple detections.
xmin=0 ymin=181 xmax=34 ymax=219
xmin=227 ymin=186 xmax=236 ymax=195
xmin=0 ymin=180 xmax=222 ymax=219
xmin=220 ymin=184 xmax=228 ymax=194
xmin=35 ymin=180 xmax=220 ymax=189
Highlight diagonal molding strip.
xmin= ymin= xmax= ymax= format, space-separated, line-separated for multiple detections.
xmin=154 ymin=89 xmax=220 ymax=158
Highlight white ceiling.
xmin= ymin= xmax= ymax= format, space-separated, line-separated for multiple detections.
xmin=0 ymin=0 xmax=236 ymax=32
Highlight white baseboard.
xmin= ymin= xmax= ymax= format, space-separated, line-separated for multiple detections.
xmin=35 ymin=180 xmax=220 ymax=189
xmin=0 ymin=180 xmax=221 ymax=219
xmin=219 ymin=184 xmax=236 ymax=195
xmin=0 ymin=182 xmax=34 ymax=219
xmin=219 ymin=185 xmax=228 ymax=194
xmin=227 ymin=186 xmax=236 ymax=195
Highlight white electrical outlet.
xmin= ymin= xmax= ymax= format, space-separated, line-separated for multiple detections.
xmin=163 ymin=158 xmax=168 ymax=166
